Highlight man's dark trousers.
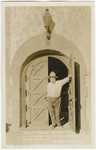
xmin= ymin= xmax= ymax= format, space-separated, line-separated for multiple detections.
xmin=48 ymin=97 xmax=61 ymax=126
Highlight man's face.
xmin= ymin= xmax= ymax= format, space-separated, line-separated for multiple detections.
xmin=50 ymin=77 xmax=56 ymax=84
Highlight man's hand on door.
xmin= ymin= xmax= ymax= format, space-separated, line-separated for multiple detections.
xmin=68 ymin=74 xmax=72 ymax=81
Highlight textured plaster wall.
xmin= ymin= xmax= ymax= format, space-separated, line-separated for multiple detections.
xmin=5 ymin=8 xmax=11 ymax=124
xmin=10 ymin=6 xmax=91 ymax=71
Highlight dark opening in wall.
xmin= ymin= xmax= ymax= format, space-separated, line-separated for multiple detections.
xmin=48 ymin=57 xmax=69 ymax=126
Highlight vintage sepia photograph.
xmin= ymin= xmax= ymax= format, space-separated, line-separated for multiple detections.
xmin=1 ymin=1 xmax=95 ymax=149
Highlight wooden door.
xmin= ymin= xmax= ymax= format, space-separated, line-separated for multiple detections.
xmin=68 ymin=55 xmax=76 ymax=131
xmin=22 ymin=56 xmax=48 ymax=128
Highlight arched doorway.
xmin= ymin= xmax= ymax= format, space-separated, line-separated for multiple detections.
xmin=10 ymin=34 xmax=88 ymax=133
xmin=20 ymin=50 xmax=69 ymax=129
xmin=20 ymin=54 xmax=69 ymax=129
xmin=20 ymin=52 xmax=81 ymax=132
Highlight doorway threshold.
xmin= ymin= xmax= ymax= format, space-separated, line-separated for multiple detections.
xmin=20 ymin=123 xmax=71 ymax=130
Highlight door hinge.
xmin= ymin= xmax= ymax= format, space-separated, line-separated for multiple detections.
xmin=25 ymin=120 xmax=27 ymax=127
xmin=20 ymin=87 xmax=22 ymax=97
xmin=80 ymin=104 xmax=82 ymax=109
xmin=25 ymin=105 xmax=27 ymax=111
xmin=25 ymin=75 xmax=27 ymax=82
xmin=25 ymin=90 xmax=27 ymax=97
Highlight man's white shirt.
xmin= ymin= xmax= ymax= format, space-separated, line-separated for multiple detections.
xmin=47 ymin=77 xmax=69 ymax=98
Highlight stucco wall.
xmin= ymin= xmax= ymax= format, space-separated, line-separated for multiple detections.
xmin=9 ymin=6 xmax=91 ymax=71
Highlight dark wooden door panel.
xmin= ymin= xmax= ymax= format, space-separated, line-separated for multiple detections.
xmin=75 ymin=62 xmax=81 ymax=133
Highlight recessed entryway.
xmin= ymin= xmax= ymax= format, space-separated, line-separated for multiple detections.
xmin=20 ymin=55 xmax=71 ymax=129
xmin=19 ymin=47 xmax=82 ymax=133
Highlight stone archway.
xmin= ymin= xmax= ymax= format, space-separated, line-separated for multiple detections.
xmin=10 ymin=33 xmax=88 ymax=132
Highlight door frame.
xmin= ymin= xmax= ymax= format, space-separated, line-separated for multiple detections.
xmin=10 ymin=34 xmax=88 ymax=132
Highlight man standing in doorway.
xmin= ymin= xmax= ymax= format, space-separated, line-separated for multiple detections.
xmin=47 ymin=71 xmax=72 ymax=129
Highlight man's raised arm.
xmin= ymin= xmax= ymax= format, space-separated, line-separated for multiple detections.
xmin=59 ymin=75 xmax=72 ymax=86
